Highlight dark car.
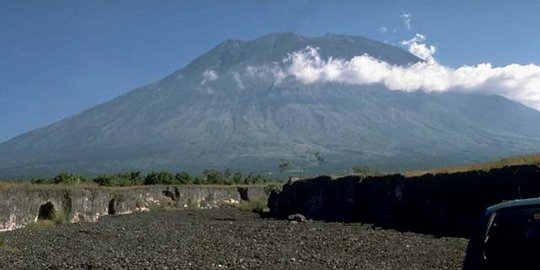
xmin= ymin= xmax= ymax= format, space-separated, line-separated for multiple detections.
xmin=463 ymin=198 xmax=540 ymax=270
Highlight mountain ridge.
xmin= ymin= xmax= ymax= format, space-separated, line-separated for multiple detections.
xmin=2 ymin=32 xmax=540 ymax=178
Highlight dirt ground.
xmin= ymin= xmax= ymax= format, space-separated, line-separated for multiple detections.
xmin=0 ymin=209 xmax=468 ymax=270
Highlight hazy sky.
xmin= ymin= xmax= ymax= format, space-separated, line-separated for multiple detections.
xmin=2 ymin=0 xmax=540 ymax=142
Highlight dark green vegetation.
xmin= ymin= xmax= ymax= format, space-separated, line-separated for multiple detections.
xmin=30 ymin=169 xmax=276 ymax=187
xmin=0 ymin=209 xmax=467 ymax=269
xmin=238 ymin=197 xmax=268 ymax=213
xmin=2 ymin=33 xmax=540 ymax=178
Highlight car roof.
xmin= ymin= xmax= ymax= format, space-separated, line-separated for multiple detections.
xmin=486 ymin=197 xmax=540 ymax=215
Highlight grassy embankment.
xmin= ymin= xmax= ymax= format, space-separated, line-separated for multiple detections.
xmin=403 ymin=154 xmax=540 ymax=177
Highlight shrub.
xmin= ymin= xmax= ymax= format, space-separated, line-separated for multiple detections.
xmin=31 ymin=173 xmax=86 ymax=185
xmin=28 ymin=208 xmax=66 ymax=230
xmin=30 ymin=169 xmax=279 ymax=187
xmin=175 ymin=171 xmax=192 ymax=184
xmin=238 ymin=197 xmax=268 ymax=213
xmin=232 ymin=172 xmax=243 ymax=184
xmin=203 ymin=169 xmax=225 ymax=185
xmin=185 ymin=198 xmax=199 ymax=209
xmin=94 ymin=171 xmax=143 ymax=186
xmin=53 ymin=173 xmax=86 ymax=184
xmin=52 ymin=210 xmax=66 ymax=225
xmin=144 ymin=171 xmax=175 ymax=185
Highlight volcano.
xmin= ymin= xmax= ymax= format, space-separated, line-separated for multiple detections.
xmin=2 ymin=32 xmax=540 ymax=178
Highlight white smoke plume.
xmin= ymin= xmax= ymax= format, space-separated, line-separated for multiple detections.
xmin=282 ymin=35 xmax=540 ymax=111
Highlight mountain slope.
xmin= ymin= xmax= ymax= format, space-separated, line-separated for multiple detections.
xmin=2 ymin=33 xmax=540 ymax=178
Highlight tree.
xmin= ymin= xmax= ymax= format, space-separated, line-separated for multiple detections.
xmin=175 ymin=171 xmax=192 ymax=184
xmin=203 ymin=169 xmax=224 ymax=185
xmin=144 ymin=171 xmax=175 ymax=185
xmin=232 ymin=172 xmax=243 ymax=184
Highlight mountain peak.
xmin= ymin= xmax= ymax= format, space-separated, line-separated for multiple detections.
xmin=183 ymin=32 xmax=420 ymax=75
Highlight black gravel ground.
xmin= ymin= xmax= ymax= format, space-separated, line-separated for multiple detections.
xmin=0 ymin=209 xmax=468 ymax=270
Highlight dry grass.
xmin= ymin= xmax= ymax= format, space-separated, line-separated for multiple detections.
xmin=0 ymin=181 xmax=32 ymax=191
xmin=403 ymin=154 xmax=540 ymax=177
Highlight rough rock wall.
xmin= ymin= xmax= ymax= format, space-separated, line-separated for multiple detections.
xmin=269 ymin=165 xmax=540 ymax=237
xmin=0 ymin=185 xmax=271 ymax=231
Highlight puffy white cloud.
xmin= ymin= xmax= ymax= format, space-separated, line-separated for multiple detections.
xmin=281 ymin=39 xmax=540 ymax=110
xmin=379 ymin=26 xmax=388 ymax=33
xmin=201 ymin=69 xmax=218 ymax=85
xmin=400 ymin=34 xmax=437 ymax=64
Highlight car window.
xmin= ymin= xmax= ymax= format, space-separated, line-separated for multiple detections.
xmin=483 ymin=207 xmax=540 ymax=268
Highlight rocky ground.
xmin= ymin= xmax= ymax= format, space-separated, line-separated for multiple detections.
xmin=0 ymin=209 xmax=468 ymax=270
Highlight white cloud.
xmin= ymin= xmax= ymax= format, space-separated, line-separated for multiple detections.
xmin=279 ymin=37 xmax=540 ymax=111
xmin=400 ymin=12 xmax=412 ymax=30
xmin=379 ymin=26 xmax=388 ymax=33
xmin=400 ymin=34 xmax=437 ymax=64
xmin=245 ymin=63 xmax=287 ymax=84
xmin=201 ymin=69 xmax=218 ymax=85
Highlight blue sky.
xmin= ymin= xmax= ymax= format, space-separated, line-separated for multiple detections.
xmin=1 ymin=0 xmax=540 ymax=142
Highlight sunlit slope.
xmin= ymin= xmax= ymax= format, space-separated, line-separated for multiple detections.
xmin=1 ymin=33 xmax=540 ymax=178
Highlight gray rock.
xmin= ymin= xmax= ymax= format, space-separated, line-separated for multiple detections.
xmin=287 ymin=214 xmax=307 ymax=223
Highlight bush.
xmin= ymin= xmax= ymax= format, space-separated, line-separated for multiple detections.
xmin=238 ymin=197 xmax=268 ymax=213
xmin=30 ymin=169 xmax=278 ymax=187
xmin=52 ymin=210 xmax=66 ymax=225
xmin=144 ymin=171 xmax=175 ymax=185
xmin=94 ymin=171 xmax=143 ymax=186
xmin=53 ymin=173 xmax=86 ymax=184
xmin=232 ymin=172 xmax=243 ymax=184
xmin=175 ymin=171 xmax=192 ymax=184
xmin=32 ymin=173 xmax=86 ymax=185
xmin=28 ymin=208 xmax=66 ymax=230
xmin=203 ymin=169 xmax=225 ymax=185
xmin=185 ymin=198 xmax=199 ymax=209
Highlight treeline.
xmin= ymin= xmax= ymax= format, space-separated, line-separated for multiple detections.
xmin=31 ymin=169 xmax=277 ymax=187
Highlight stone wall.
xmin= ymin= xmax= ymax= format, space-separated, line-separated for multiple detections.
xmin=0 ymin=185 xmax=272 ymax=231
xmin=268 ymin=165 xmax=540 ymax=237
